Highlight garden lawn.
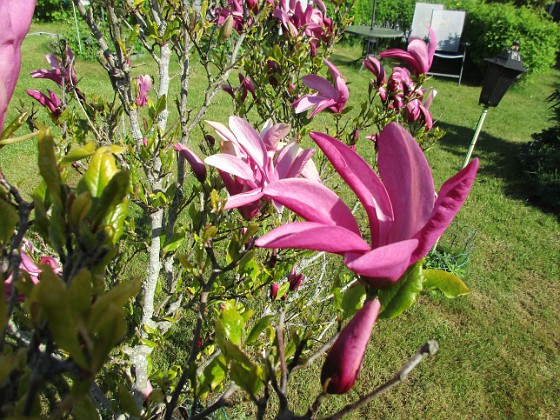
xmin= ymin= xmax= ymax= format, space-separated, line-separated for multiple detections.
xmin=2 ymin=25 xmax=559 ymax=419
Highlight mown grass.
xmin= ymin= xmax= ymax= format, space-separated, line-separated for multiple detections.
xmin=2 ymin=24 xmax=559 ymax=419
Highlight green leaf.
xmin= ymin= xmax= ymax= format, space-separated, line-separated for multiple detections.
xmin=229 ymin=359 xmax=263 ymax=397
xmin=246 ymin=315 xmax=274 ymax=344
xmin=71 ymin=394 xmax=100 ymax=420
xmin=220 ymin=302 xmax=245 ymax=345
xmin=80 ymin=149 xmax=119 ymax=197
xmin=92 ymin=170 xmax=130 ymax=226
xmin=275 ymin=282 xmax=290 ymax=301
xmin=0 ymin=200 xmax=18 ymax=244
xmin=37 ymin=129 xmax=62 ymax=206
xmin=423 ymin=269 xmax=470 ymax=298
xmin=67 ymin=269 xmax=93 ymax=318
xmin=61 ymin=142 xmax=96 ymax=164
xmin=33 ymin=268 xmax=88 ymax=368
xmin=197 ymin=355 xmax=227 ymax=398
xmin=378 ymin=261 xmax=423 ymax=319
xmin=117 ymin=381 xmax=141 ymax=417
xmin=163 ymin=233 xmax=185 ymax=253
xmin=340 ymin=283 xmax=366 ymax=320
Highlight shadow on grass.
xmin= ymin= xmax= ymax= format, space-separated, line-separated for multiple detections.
xmin=437 ymin=121 xmax=559 ymax=219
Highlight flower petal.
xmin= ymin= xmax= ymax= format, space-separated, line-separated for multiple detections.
xmin=309 ymin=131 xmax=393 ymax=247
xmin=255 ymin=222 xmax=371 ymax=254
xmin=263 ymin=179 xmax=361 ymax=234
xmin=344 ymin=239 xmax=419 ymax=283
xmin=204 ymin=154 xmax=254 ymax=180
xmin=229 ymin=116 xmax=268 ymax=171
xmin=410 ymin=158 xmax=479 ymax=264
xmin=224 ymin=188 xmax=264 ymax=210
xmin=377 ymin=123 xmax=435 ymax=244
xmin=302 ymin=74 xmax=338 ymax=99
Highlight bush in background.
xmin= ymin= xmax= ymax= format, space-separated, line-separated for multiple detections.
xmin=34 ymin=0 xmax=70 ymax=22
xmin=521 ymin=89 xmax=560 ymax=214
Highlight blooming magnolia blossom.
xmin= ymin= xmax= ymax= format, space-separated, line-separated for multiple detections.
xmin=379 ymin=27 xmax=436 ymax=76
xmin=204 ymin=117 xmax=319 ymax=220
xmin=222 ymin=73 xmax=256 ymax=103
xmin=321 ymin=298 xmax=380 ymax=394
xmin=26 ymin=89 xmax=63 ymax=120
xmin=273 ymin=0 xmax=333 ymax=49
xmin=0 ymin=0 xmax=36 ymax=133
xmin=31 ymin=47 xmax=78 ymax=88
xmin=135 ymin=75 xmax=152 ymax=107
xmin=256 ymin=123 xmax=479 ymax=286
xmin=405 ymin=89 xmax=437 ymax=129
xmin=292 ymin=58 xmax=349 ymax=117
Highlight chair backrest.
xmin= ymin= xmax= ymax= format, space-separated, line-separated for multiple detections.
xmin=430 ymin=10 xmax=466 ymax=53
xmin=410 ymin=2 xmax=444 ymax=40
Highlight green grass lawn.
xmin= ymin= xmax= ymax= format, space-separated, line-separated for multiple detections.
xmin=2 ymin=24 xmax=559 ymax=419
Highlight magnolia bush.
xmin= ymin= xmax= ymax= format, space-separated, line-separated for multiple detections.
xmin=0 ymin=0 xmax=478 ymax=418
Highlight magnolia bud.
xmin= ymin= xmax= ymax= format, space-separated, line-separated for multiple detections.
xmin=321 ymin=299 xmax=381 ymax=394
xmin=219 ymin=15 xmax=233 ymax=42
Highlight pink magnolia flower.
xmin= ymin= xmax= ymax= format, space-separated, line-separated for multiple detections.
xmin=406 ymin=90 xmax=437 ymax=130
xmin=256 ymin=123 xmax=479 ymax=286
xmin=222 ymin=73 xmax=256 ymax=103
xmin=0 ymin=0 xmax=36 ymax=133
xmin=174 ymin=143 xmax=207 ymax=182
xmin=363 ymin=55 xmax=386 ymax=88
xmin=4 ymin=241 xmax=62 ymax=300
xmin=204 ymin=117 xmax=318 ymax=220
xmin=292 ymin=58 xmax=349 ymax=117
xmin=321 ymin=298 xmax=380 ymax=394
xmin=135 ymin=75 xmax=152 ymax=107
xmin=379 ymin=27 xmax=436 ymax=76
xmin=26 ymin=89 xmax=63 ymax=120
xmin=31 ymin=47 xmax=78 ymax=88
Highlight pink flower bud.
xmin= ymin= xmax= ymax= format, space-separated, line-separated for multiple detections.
xmin=270 ymin=282 xmax=279 ymax=300
xmin=174 ymin=143 xmax=207 ymax=182
xmin=288 ymin=267 xmax=304 ymax=291
xmin=321 ymin=299 xmax=381 ymax=394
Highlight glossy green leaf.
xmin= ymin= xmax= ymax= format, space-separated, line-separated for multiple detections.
xmin=423 ymin=269 xmax=470 ymax=298
xmin=0 ymin=200 xmax=18 ymax=244
xmin=163 ymin=233 xmax=185 ymax=253
xmin=246 ymin=315 xmax=274 ymax=344
xmin=220 ymin=302 xmax=245 ymax=345
xmin=60 ymin=142 xmax=96 ymax=164
xmin=275 ymin=282 xmax=290 ymax=301
xmin=67 ymin=269 xmax=93 ymax=318
xmin=0 ymin=111 xmax=28 ymax=140
xmin=80 ymin=149 xmax=119 ymax=197
xmin=340 ymin=283 xmax=366 ymax=320
xmin=93 ymin=170 xmax=130 ymax=224
xmin=230 ymin=359 xmax=263 ymax=397
xmin=37 ymin=129 xmax=62 ymax=206
xmin=378 ymin=261 xmax=423 ymax=319
xmin=90 ymin=303 xmax=126 ymax=372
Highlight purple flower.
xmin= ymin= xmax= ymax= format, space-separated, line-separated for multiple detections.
xmin=204 ymin=117 xmax=318 ymax=219
xmin=256 ymin=123 xmax=479 ymax=286
xmin=292 ymin=59 xmax=349 ymax=117
xmin=30 ymin=47 xmax=78 ymax=88
xmin=0 ymin=0 xmax=36 ymax=133
xmin=321 ymin=299 xmax=381 ymax=394
xmin=288 ymin=267 xmax=304 ymax=291
xmin=135 ymin=75 xmax=152 ymax=107
xmin=363 ymin=56 xmax=386 ymax=88
xmin=379 ymin=27 xmax=436 ymax=76
xmin=26 ymin=89 xmax=63 ymax=120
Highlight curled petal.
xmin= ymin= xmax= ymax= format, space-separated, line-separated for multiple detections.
xmin=174 ymin=143 xmax=207 ymax=182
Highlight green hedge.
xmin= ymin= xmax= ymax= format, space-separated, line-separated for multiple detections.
xmin=461 ymin=1 xmax=560 ymax=78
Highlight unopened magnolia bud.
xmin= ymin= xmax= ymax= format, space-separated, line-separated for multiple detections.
xmin=219 ymin=15 xmax=233 ymax=41
xmin=321 ymin=299 xmax=381 ymax=394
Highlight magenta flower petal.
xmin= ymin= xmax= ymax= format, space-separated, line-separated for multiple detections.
xmin=302 ymin=74 xmax=338 ymax=99
xmin=229 ymin=116 xmax=268 ymax=171
xmin=377 ymin=123 xmax=435 ymax=244
xmin=410 ymin=158 xmax=479 ymax=264
xmin=255 ymin=222 xmax=371 ymax=254
xmin=224 ymin=188 xmax=264 ymax=210
xmin=309 ymin=131 xmax=393 ymax=247
xmin=321 ymin=299 xmax=381 ymax=394
xmin=263 ymin=178 xmax=361 ymax=234
xmin=344 ymin=239 xmax=419 ymax=285
xmin=0 ymin=0 xmax=36 ymax=132
xmin=204 ymin=154 xmax=254 ymax=180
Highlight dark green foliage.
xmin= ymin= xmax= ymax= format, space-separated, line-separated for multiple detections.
xmin=34 ymin=0 xmax=71 ymax=22
xmin=350 ymin=0 xmax=416 ymax=31
xmin=520 ymin=89 xmax=560 ymax=213
xmin=461 ymin=2 xmax=560 ymax=79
